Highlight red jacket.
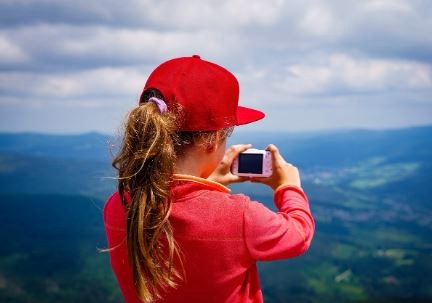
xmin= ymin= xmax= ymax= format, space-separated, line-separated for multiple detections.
xmin=104 ymin=174 xmax=315 ymax=303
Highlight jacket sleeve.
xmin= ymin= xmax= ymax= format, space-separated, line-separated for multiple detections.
xmin=243 ymin=185 xmax=315 ymax=261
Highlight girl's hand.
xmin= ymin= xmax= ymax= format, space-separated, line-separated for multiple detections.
xmin=207 ymin=144 xmax=252 ymax=186
xmin=251 ymin=144 xmax=301 ymax=190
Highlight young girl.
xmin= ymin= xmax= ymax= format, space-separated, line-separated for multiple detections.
xmin=104 ymin=55 xmax=315 ymax=303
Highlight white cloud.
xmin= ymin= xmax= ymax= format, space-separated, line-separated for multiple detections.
xmin=58 ymin=27 xmax=236 ymax=59
xmin=1 ymin=0 xmax=432 ymax=132
xmin=233 ymin=52 xmax=432 ymax=111
xmin=275 ymin=54 xmax=432 ymax=97
xmin=0 ymin=67 xmax=146 ymax=102
xmin=0 ymin=0 xmax=286 ymax=29
xmin=300 ymin=5 xmax=339 ymax=36
xmin=363 ymin=0 xmax=413 ymax=13
xmin=2 ymin=24 xmax=245 ymax=67
xmin=0 ymin=35 xmax=29 ymax=64
xmin=124 ymin=0 xmax=286 ymax=29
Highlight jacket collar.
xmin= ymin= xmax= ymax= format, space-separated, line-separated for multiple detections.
xmin=172 ymin=174 xmax=231 ymax=193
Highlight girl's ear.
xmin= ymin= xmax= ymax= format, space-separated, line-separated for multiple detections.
xmin=205 ymin=132 xmax=221 ymax=153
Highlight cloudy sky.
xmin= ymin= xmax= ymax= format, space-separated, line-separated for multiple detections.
xmin=0 ymin=0 xmax=431 ymax=134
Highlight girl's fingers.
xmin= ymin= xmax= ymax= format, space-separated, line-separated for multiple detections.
xmin=265 ymin=144 xmax=285 ymax=164
xmin=221 ymin=144 xmax=252 ymax=167
xmin=232 ymin=175 xmax=250 ymax=183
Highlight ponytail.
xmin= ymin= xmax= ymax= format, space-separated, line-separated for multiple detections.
xmin=112 ymin=90 xmax=234 ymax=302
xmin=112 ymin=91 xmax=181 ymax=302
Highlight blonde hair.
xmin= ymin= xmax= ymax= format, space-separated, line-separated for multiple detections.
xmin=112 ymin=90 xmax=233 ymax=302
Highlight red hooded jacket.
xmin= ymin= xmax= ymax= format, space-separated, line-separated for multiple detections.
xmin=104 ymin=174 xmax=315 ymax=302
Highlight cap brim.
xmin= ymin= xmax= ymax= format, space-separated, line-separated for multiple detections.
xmin=236 ymin=106 xmax=265 ymax=126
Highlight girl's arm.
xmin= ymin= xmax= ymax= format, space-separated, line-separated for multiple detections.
xmin=242 ymin=185 xmax=315 ymax=261
xmin=210 ymin=142 xmax=315 ymax=259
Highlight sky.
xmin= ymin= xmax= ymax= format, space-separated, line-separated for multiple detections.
xmin=0 ymin=0 xmax=431 ymax=134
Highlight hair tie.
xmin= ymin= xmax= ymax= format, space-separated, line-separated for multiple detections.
xmin=148 ymin=97 xmax=168 ymax=113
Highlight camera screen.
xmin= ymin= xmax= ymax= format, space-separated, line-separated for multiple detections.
xmin=238 ymin=153 xmax=263 ymax=174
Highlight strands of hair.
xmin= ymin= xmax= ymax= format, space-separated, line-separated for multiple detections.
xmin=111 ymin=89 xmax=233 ymax=302
xmin=112 ymin=101 xmax=181 ymax=302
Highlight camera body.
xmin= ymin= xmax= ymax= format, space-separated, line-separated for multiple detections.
xmin=231 ymin=148 xmax=272 ymax=177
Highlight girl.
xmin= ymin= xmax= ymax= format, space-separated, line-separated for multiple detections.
xmin=104 ymin=55 xmax=315 ymax=303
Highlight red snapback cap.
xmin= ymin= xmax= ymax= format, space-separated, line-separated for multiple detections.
xmin=140 ymin=55 xmax=265 ymax=131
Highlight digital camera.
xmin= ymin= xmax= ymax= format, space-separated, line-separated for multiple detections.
xmin=231 ymin=148 xmax=272 ymax=177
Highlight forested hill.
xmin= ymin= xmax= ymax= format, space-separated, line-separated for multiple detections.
xmin=0 ymin=125 xmax=431 ymax=197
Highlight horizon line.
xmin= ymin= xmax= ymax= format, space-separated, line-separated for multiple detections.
xmin=0 ymin=123 xmax=431 ymax=137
